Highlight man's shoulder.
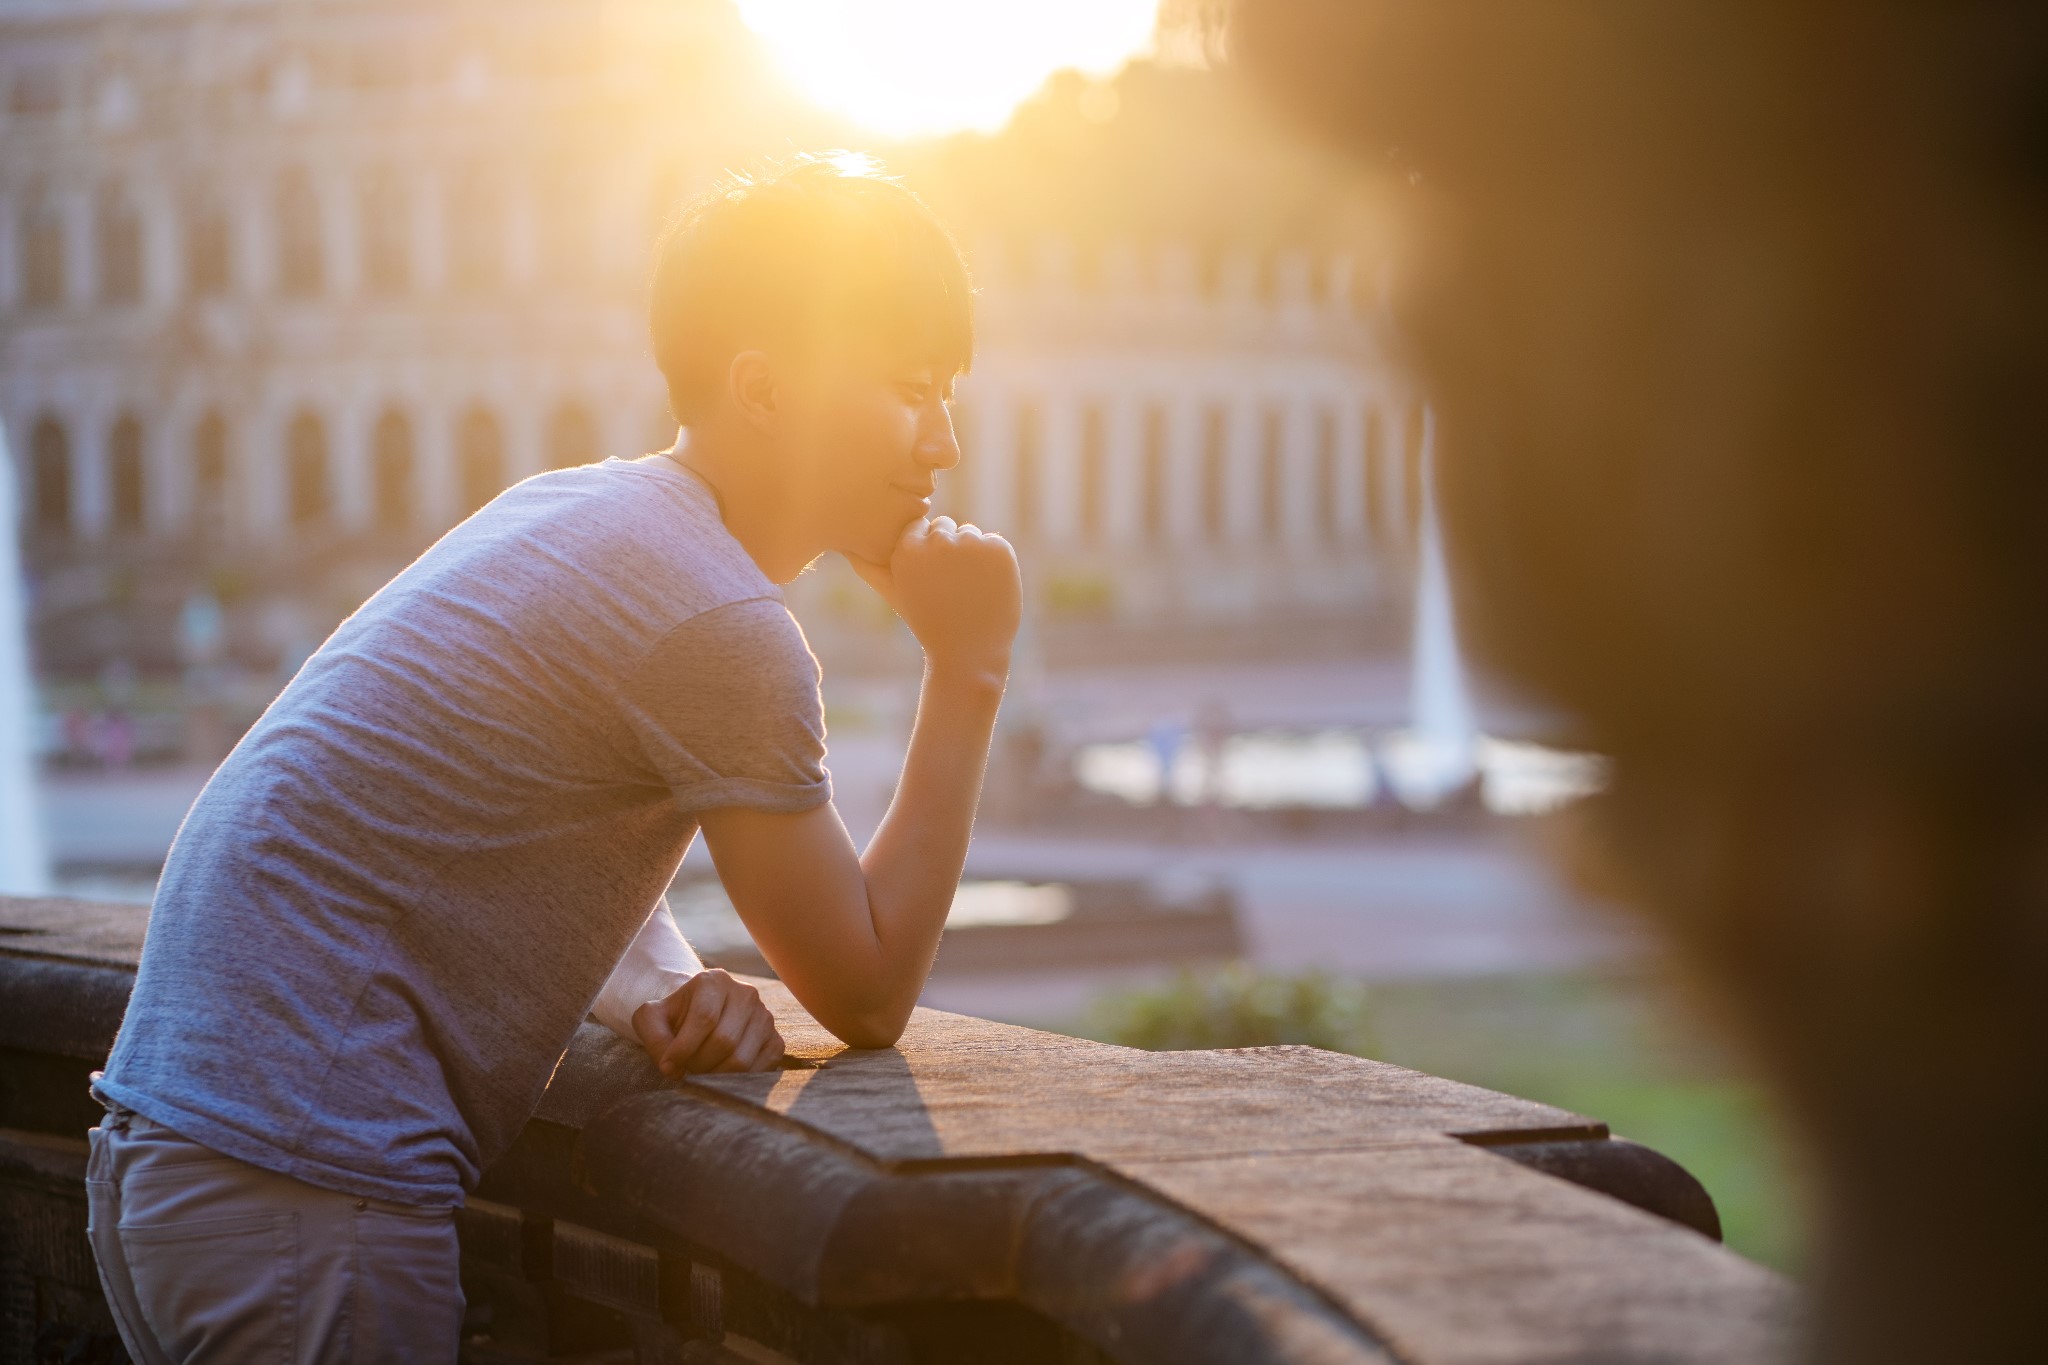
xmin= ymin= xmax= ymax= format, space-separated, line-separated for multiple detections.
xmin=440 ymin=457 xmax=780 ymax=632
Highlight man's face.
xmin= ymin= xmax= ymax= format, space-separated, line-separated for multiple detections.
xmin=776 ymin=342 xmax=962 ymax=565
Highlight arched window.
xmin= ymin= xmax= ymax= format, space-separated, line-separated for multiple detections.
xmin=287 ymin=409 xmax=329 ymax=527
xmin=108 ymin=413 xmax=145 ymax=535
xmin=1314 ymin=408 xmax=1340 ymax=544
xmin=186 ymin=191 xmax=232 ymax=298
xmin=97 ymin=187 xmax=143 ymax=305
xmin=372 ymin=409 xmax=414 ymax=532
xmin=29 ymin=415 xmax=71 ymax=538
xmin=1259 ymin=407 xmax=1286 ymax=544
xmin=545 ymin=401 xmax=598 ymax=469
xmin=1077 ymin=405 xmax=1106 ymax=544
xmin=1200 ymin=406 xmax=1229 ymax=544
xmin=456 ymin=406 xmax=503 ymax=515
xmin=22 ymin=199 xmax=65 ymax=309
xmin=1140 ymin=406 xmax=1168 ymax=544
xmin=446 ymin=162 xmax=503 ymax=296
xmin=1012 ymin=402 xmax=1041 ymax=541
xmin=360 ymin=166 xmax=411 ymax=296
xmin=192 ymin=410 xmax=229 ymax=538
xmin=276 ymin=167 xmax=324 ymax=298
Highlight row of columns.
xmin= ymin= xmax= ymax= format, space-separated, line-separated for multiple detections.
xmin=14 ymin=386 xmax=1410 ymax=559
xmin=0 ymin=157 xmax=666 ymax=312
xmin=9 ymin=382 xmax=673 ymax=544
xmin=0 ymin=172 xmax=1382 ymax=326
xmin=947 ymin=386 xmax=1418 ymax=557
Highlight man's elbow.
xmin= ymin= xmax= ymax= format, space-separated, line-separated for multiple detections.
xmin=827 ymin=1003 xmax=912 ymax=1051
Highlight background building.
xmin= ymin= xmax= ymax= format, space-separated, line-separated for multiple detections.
xmin=0 ymin=0 xmax=1414 ymax=688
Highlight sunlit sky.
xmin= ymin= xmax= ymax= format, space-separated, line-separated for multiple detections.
xmin=732 ymin=0 xmax=1163 ymax=139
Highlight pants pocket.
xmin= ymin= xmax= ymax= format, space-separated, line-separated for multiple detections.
xmin=120 ymin=1211 xmax=298 ymax=1364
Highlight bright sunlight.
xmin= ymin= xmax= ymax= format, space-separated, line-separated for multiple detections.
xmin=733 ymin=0 xmax=1162 ymax=139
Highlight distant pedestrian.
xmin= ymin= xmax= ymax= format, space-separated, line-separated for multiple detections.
xmin=1145 ymin=716 xmax=1188 ymax=806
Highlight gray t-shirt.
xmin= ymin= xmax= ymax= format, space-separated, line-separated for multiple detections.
xmin=98 ymin=455 xmax=830 ymax=1206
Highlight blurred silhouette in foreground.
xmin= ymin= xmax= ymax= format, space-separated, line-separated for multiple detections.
xmin=1230 ymin=4 xmax=2048 ymax=1361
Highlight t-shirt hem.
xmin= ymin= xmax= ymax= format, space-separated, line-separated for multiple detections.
xmin=91 ymin=1078 xmax=467 ymax=1209
xmin=669 ymin=774 xmax=833 ymax=817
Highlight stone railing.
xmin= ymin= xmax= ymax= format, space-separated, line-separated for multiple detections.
xmin=0 ymin=895 xmax=1796 ymax=1364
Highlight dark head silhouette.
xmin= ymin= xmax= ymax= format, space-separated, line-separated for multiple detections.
xmin=1230 ymin=4 xmax=2048 ymax=1361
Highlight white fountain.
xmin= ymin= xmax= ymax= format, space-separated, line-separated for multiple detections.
xmin=1382 ymin=410 xmax=1481 ymax=809
xmin=0 ymin=419 xmax=50 ymax=895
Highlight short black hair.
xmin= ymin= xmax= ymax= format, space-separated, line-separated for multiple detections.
xmin=648 ymin=153 xmax=974 ymax=426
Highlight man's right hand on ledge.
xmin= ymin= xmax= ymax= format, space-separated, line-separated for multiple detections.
xmin=631 ymin=967 xmax=787 ymax=1076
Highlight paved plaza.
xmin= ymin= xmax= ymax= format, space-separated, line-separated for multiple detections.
xmin=39 ymin=656 xmax=1642 ymax=1025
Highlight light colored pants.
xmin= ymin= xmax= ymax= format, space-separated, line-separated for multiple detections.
xmin=85 ymin=1105 xmax=465 ymax=1364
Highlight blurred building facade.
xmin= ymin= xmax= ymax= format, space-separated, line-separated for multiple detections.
xmin=948 ymin=237 xmax=1417 ymax=638
xmin=0 ymin=0 xmax=1417 ymax=685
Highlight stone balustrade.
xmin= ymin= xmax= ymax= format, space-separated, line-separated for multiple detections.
xmin=0 ymin=895 xmax=1796 ymax=1363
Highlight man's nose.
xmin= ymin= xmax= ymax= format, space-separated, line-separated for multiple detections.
xmin=917 ymin=405 xmax=962 ymax=472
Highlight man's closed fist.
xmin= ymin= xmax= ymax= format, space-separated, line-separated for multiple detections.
xmin=849 ymin=516 xmax=1021 ymax=677
xmin=631 ymin=968 xmax=786 ymax=1076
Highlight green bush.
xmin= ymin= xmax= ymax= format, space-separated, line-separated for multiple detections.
xmin=1088 ymin=965 xmax=1378 ymax=1055
xmin=1042 ymin=572 xmax=1116 ymax=619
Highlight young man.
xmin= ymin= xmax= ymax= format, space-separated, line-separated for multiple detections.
xmin=85 ymin=156 xmax=1019 ymax=1363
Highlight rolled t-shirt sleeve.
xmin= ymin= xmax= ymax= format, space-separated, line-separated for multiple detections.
xmin=619 ymin=596 xmax=832 ymax=815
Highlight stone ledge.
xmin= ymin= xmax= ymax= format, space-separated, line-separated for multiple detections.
xmin=0 ymin=895 xmax=1798 ymax=1363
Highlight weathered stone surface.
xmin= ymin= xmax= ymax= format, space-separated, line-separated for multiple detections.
xmin=1010 ymin=1156 xmax=1403 ymax=1365
xmin=1115 ymin=1140 xmax=1799 ymax=1365
xmin=0 ymin=895 xmax=149 ymax=968
xmin=695 ymin=992 xmax=1601 ymax=1163
xmin=574 ymin=1092 xmax=1404 ymax=1364
xmin=1 ymin=895 xmax=1798 ymax=1364
xmin=758 ymin=978 xmax=1120 ymax=1066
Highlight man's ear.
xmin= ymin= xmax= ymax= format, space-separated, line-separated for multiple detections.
xmin=727 ymin=351 xmax=778 ymax=435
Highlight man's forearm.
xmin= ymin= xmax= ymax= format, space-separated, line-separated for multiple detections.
xmin=699 ymin=518 xmax=1020 ymax=1051
xmin=590 ymin=900 xmax=704 ymax=1043
xmin=852 ymin=655 xmax=1008 ymax=1032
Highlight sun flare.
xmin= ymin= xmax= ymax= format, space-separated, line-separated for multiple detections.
xmin=733 ymin=0 xmax=1162 ymax=139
